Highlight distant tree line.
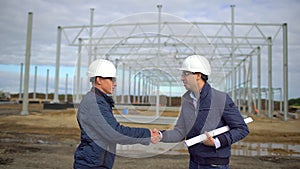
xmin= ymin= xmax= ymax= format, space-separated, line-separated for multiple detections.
xmin=289 ymin=98 xmax=300 ymax=106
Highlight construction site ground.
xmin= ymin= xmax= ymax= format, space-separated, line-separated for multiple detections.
xmin=0 ymin=103 xmax=300 ymax=169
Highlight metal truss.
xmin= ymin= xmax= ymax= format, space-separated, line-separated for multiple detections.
xmin=52 ymin=6 xmax=288 ymax=120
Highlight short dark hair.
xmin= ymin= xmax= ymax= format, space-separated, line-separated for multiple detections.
xmin=200 ymin=73 xmax=208 ymax=81
xmin=90 ymin=76 xmax=97 ymax=83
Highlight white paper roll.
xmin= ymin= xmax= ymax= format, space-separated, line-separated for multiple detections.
xmin=184 ymin=117 xmax=253 ymax=147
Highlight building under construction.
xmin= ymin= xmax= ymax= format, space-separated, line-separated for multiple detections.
xmin=20 ymin=5 xmax=289 ymax=120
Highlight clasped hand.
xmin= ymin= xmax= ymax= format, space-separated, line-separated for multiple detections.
xmin=202 ymin=131 xmax=215 ymax=147
xmin=150 ymin=128 xmax=161 ymax=144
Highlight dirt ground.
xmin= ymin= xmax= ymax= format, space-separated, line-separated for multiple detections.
xmin=0 ymin=103 xmax=300 ymax=169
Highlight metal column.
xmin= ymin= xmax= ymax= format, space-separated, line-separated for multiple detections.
xmin=45 ymin=69 xmax=49 ymax=101
xmin=268 ymin=37 xmax=273 ymax=118
xmin=53 ymin=26 xmax=62 ymax=103
xmin=19 ymin=63 xmax=23 ymax=100
xmin=65 ymin=73 xmax=68 ymax=102
xmin=75 ymin=38 xmax=82 ymax=103
xmin=156 ymin=4 xmax=162 ymax=116
xmin=242 ymin=62 xmax=247 ymax=113
xmin=121 ymin=62 xmax=125 ymax=104
xmin=88 ymin=8 xmax=94 ymax=66
xmin=137 ymin=72 xmax=141 ymax=103
xmin=257 ymin=47 xmax=262 ymax=116
xmin=127 ymin=67 xmax=131 ymax=104
xmin=87 ymin=8 xmax=94 ymax=92
xmin=33 ymin=66 xmax=37 ymax=99
xmin=283 ymin=23 xmax=288 ymax=121
xmin=231 ymin=5 xmax=236 ymax=103
xmin=113 ymin=59 xmax=118 ymax=102
xmin=248 ymin=55 xmax=253 ymax=114
xmin=21 ymin=12 xmax=33 ymax=116
xmin=169 ymin=82 xmax=172 ymax=106
xmin=133 ymin=71 xmax=136 ymax=103
xmin=238 ymin=64 xmax=241 ymax=110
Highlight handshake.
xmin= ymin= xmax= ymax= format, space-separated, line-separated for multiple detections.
xmin=150 ymin=128 xmax=161 ymax=144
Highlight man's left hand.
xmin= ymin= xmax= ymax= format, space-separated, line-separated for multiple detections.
xmin=202 ymin=131 xmax=215 ymax=147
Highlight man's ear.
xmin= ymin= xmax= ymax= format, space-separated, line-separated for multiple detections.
xmin=96 ymin=77 xmax=102 ymax=85
xmin=196 ymin=73 xmax=202 ymax=80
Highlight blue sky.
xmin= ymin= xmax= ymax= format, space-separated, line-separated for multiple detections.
xmin=0 ymin=0 xmax=299 ymax=99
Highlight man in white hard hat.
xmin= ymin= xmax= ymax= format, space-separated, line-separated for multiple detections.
xmin=153 ymin=55 xmax=249 ymax=169
xmin=73 ymin=59 xmax=159 ymax=169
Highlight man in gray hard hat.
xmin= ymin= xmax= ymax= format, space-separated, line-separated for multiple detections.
xmin=153 ymin=55 xmax=249 ymax=169
xmin=73 ymin=59 xmax=159 ymax=169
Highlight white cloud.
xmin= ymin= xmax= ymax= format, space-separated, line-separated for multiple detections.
xmin=0 ymin=0 xmax=299 ymax=99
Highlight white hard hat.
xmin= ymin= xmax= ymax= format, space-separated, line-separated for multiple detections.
xmin=87 ymin=59 xmax=117 ymax=78
xmin=179 ymin=55 xmax=211 ymax=75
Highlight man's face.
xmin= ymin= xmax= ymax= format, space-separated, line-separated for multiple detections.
xmin=181 ymin=71 xmax=198 ymax=91
xmin=97 ymin=77 xmax=117 ymax=94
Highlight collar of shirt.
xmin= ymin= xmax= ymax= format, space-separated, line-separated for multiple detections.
xmin=91 ymin=87 xmax=115 ymax=107
xmin=189 ymin=91 xmax=200 ymax=110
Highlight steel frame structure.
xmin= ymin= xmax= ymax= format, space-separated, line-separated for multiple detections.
xmin=52 ymin=5 xmax=288 ymax=120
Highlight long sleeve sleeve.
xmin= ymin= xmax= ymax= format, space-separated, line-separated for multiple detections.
xmin=217 ymin=95 xmax=249 ymax=148
xmin=77 ymin=93 xmax=151 ymax=146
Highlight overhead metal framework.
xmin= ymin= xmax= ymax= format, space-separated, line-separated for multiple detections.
xmin=52 ymin=5 xmax=288 ymax=120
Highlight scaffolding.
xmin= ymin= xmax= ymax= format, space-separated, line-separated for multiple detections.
xmin=52 ymin=5 xmax=288 ymax=120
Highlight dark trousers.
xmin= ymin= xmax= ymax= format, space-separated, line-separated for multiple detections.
xmin=189 ymin=160 xmax=230 ymax=169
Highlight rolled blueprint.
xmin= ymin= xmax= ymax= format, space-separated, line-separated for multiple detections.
xmin=184 ymin=117 xmax=253 ymax=147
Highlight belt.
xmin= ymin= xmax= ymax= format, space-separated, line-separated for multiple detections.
xmin=190 ymin=156 xmax=229 ymax=165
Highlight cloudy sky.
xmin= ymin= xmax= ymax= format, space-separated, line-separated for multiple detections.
xmin=0 ymin=0 xmax=299 ymax=99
